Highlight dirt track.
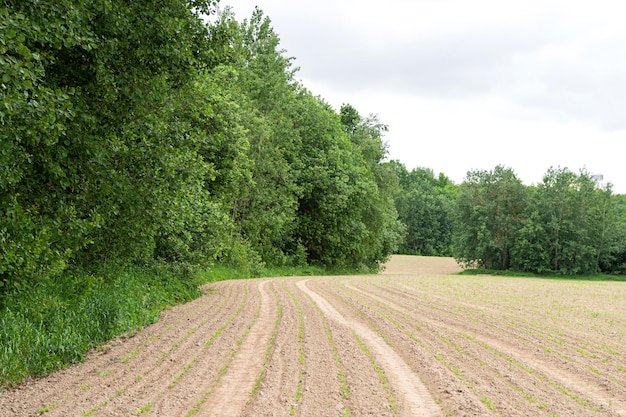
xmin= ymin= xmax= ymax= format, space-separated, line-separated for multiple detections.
xmin=1 ymin=256 xmax=625 ymax=416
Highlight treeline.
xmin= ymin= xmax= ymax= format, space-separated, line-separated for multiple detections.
xmin=2 ymin=0 xmax=624 ymax=297
xmin=394 ymin=165 xmax=626 ymax=275
xmin=1 ymin=1 xmax=405 ymax=295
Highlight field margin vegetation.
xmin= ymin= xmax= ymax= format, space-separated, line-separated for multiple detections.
xmin=460 ymin=268 xmax=626 ymax=282
xmin=0 ymin=262 xmax=355 ymax=389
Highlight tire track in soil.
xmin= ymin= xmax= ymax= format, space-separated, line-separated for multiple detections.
xmin=242 ymin=279 xmax=304 ymax=417
xmin=347 ymin=279 xmax=626 ymax=417
xmin=296 ymin=279 xmax=443 ymax=417
xmin=192 ymin=280 xmax=277 ymax=417
xmin=325 ymin=277 xmax=494 ymax=417
xmin=328 ymin=279 xmax=491 ymax=417
xmin=241 ymin=280 xmax=301 ymax=417
xmin=143 ymin=281 xmax=254 ymax=416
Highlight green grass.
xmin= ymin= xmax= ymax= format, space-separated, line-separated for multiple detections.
xmin=460 ymin=268 xmax=626 ymax=282
xmin=0 ymin=262 xmax=202 ymax=388
xmin=198 ymin=263 xmax=361 ymax=283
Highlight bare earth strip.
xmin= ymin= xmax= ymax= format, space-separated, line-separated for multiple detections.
xmin=1 ymin=255 xmax=625 ymax=417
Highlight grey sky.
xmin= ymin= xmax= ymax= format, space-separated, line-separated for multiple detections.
xmin=223 ymin=0 xmax=626 ymax=193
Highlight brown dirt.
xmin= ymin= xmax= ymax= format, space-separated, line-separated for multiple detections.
xmin=1 ymin=255 xmax=625 ymax=416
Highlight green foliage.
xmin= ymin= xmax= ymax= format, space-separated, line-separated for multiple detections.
xmin=207 ymin=11 xmax=402 ymax=271
xmin=605 ymin=193 xmax=626 ymax=273
xmin=394 ymin=165 xmax=456 ymax=256
xmin=0 ymin=2 xmax=98 ymax=291
xmin=512 ymin=168 xmax=618 ymax=274
xmin=1 ymin=2 xmax=406 ymax=385
xmin=454 ymin=165 xmax=527 ymax=270
xmin=294 ymin=101 xmax=403 ymax=270
xmin=217 ymin=8 xmax=303 ymax=266
xmin=453 ymin=166 xmax=626 ymax=275
xmin=339 ymin=103 xmax=361 ymax=134
xmin=1 ymin=0 xmax=220 ymax=286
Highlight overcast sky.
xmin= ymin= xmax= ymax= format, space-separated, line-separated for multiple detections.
xmin=223 ymin=0 xmax=626 ymax=193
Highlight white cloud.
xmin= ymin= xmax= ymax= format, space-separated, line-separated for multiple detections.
xmin=223 ymin=0 xmax=626 ymax=193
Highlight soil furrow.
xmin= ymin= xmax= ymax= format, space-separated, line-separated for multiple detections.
xmin=2 ymin=256 xmax=624 ymax=417
xmin=346 ymin=275 xmax=626 ymax=416
xmin=193 ymin=280 xmax=276 ymax=417
xmin=297 ymin=279 xmax=443 ymax=417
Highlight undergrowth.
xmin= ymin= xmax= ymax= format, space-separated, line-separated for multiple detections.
xmin=0 ymin=262 xmax=200 ymax=388
xmin=199 ymin=263 xmax=358 ymax=283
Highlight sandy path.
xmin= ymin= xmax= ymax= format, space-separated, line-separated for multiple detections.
xmin=1 ymin=255 xmax=625 ymax=417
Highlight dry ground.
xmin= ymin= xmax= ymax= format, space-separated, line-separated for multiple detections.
xmin=1 ymin=256 xmax=625 ymax=416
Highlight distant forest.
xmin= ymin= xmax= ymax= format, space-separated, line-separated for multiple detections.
xmin=396 ymin=165 xmax=626 ymax=275
xmin=2 ymin=0 xmax=625 ymax=298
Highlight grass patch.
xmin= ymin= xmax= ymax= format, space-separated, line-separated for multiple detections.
xmin=0 ymin=262 xmax=200 ymax=388
xmin=198 ymin=264 xmax=360 ymax=283
xmin=459 ymin=268 xmax=626 ymax=282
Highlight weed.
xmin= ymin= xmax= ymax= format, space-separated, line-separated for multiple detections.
xmin=130 ymin=402 xmax=153 ymax=415
xmin=36 ymin=401 xmax=58 ymax=415
xmin=480 ymin=396 xmax=496 ymax=411
xmin=0 ymin=263 xmax=200 ymax=387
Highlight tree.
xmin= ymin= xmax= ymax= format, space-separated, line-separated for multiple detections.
xmin=512 ymin=167 xmax=610 ymax=274
xmin=1 ymin=1 xmax=99 ymax=290
xmin=338 ymin=105 xmax=403 ymax=268
xmin=215 ymin=8 xmax=303 ymax=266
xmin=1 ymin=0 xmax=221 ymax=290
xmin=454 ymin=166 xmax=527 ymax=269
xmin=294 ymin=96 xmax=373 ymax=268
xmin=602 ymin=193 xmax=626 ymax=273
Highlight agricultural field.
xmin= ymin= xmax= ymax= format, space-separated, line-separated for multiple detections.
xmin=1 ymin=256 xmax=625 ymax=416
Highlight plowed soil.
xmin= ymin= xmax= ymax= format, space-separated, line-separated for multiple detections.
xmin=1 ymin=256 xmax=625 ymax=416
